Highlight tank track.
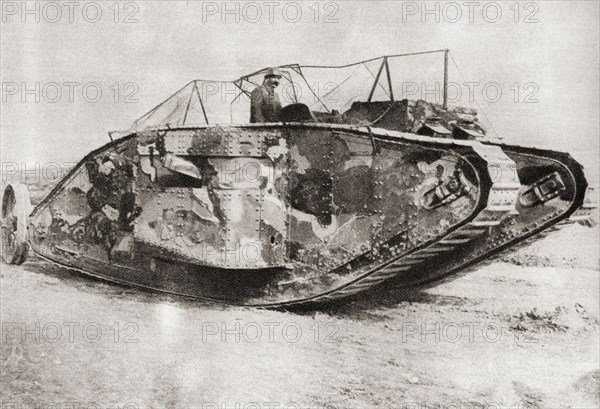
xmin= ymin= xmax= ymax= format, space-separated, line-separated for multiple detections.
xmin=386 ymin=143 xmax=596 ymax=291
xmin=418 ymin=195 xmax=597 ymax=291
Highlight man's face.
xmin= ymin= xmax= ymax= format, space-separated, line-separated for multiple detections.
xmin=265 ymin=76 xmax=280 ymax=89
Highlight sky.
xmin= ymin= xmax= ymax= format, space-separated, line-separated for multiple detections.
xmin=1 ymin=0 xmax=599 ymax=177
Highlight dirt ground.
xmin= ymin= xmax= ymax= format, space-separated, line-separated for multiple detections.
xmin=1 ymin=223 xmax=598 ymax=409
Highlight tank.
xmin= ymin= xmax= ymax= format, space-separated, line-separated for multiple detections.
xmin=2 ymin=51 xmax=596 ymax=307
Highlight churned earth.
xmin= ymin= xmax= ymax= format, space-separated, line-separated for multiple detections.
xmin=1 ymin=223 xmax=598 ymax=409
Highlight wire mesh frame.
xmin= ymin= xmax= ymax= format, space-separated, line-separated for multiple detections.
xmin=134 ymin=49 xmax=451 ymax=127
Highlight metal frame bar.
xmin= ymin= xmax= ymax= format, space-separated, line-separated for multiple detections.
xmin=182 ymin=82 xmax=197 ymax=125
xmin=443 ymin=49 xmax=449 ymax=109
xmin=182 ymin=81 xmax=210 ymax=125
xmin=367 ymin=59 xmax=386 ymax=102
xmin=384 ymin=57 xmax=394 ymax=102
xmin=195 ymin=81 xmax=209 ymax=124
xmin=234 ymin=80 xmax=252 ymax=97
xmin=303 ymin=49 xmax=447 ymax=69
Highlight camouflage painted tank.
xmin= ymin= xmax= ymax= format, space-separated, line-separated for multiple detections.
xmin=2 ymin=51 xmax=595 ymax=307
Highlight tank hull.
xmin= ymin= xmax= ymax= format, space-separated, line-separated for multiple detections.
xmin=27 ymin=123 xmax=519 ymax=306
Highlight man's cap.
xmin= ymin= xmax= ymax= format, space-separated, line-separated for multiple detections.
xmin=264 ymin=67 xmax=283 ymax=79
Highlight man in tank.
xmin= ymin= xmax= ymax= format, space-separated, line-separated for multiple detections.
xmin=250 ymin=67 xmax=283 ymax=123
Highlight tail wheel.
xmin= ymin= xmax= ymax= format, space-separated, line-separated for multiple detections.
xmin=1 ymin=183 xmax=31 ymax=265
